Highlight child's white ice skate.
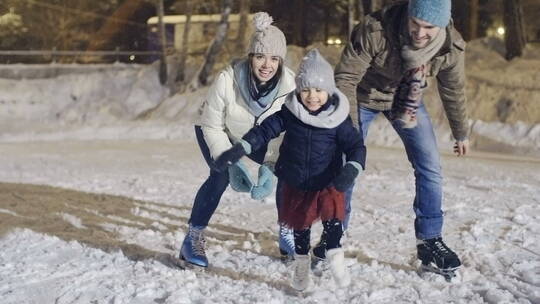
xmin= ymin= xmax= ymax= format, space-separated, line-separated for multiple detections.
xmin=327 ymin=248 xmax=350 ymax=288
xmin=291 ymin=254 xmax=312 ymax=291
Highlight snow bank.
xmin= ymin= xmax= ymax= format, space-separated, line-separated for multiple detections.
xmin=1 ymin=40 xmax=539 ymax=157
xmin=0 ymin=62 xmax=169 ymax=133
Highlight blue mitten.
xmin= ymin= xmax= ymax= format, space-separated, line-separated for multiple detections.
xmin=251 ymin=164 xmax=275 ymax=200
xmin=228 ymin=161 xmax=254 ymax=192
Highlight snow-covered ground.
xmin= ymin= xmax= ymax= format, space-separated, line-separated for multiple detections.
xmin=1 ymin=38 xmax=539 ymax=303
xmin=1 ymin=138 xmax=539 ymax=303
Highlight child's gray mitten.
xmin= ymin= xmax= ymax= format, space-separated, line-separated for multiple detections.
xmin=333 ymin=162 xmax=361 ymax=192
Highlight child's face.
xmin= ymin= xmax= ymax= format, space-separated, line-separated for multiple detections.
xmin=251 ymin=53 xmax=280 ymax=83
xmin=300 ymin=88 xmax=329 ymax=112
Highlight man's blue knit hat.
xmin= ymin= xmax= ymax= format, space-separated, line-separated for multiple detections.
xmin=408 ymin=0 xmax=451 ymax=28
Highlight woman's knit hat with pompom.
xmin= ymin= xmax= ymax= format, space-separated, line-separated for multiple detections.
xmin=247 ymin=12 xmax=287 ymax=59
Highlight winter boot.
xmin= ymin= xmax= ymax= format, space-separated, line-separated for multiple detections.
xmin=327 ymin=248 xmax=350 ymax=288
xmin=179 ymin=225 xmax=208 ymax=267
xmin=417 ymin=237 xmax=461 ymax=278
xmin=292 ymin=254 xmax=312 ymax=291
xmin=313 ymin=219 xmax=343 ymax=261
xmin=279 ymin=224 xmax=295 ymax=260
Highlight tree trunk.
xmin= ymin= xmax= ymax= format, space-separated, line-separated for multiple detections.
xmin=503 ymin=0 xmax=526 ymax=60
xmin=293 ymin=0 xmax=307 ymax=46
xmin=85 ymin=0 xmax=149 ymax=52
xmin=357 ymin=0 xmax=365 ymax=25
xmin=468 ymin=0 xmax=479 ymax=40
xmin=348 ymin=0 xmax=355 ymax=35
xmin=452 ymin=0 xmax=468 ymax=40
xmin=366 ymin=0 xmax=381 ymax=14
xmin=187 ymin=0 xmax=232 ymax=91
xmin=157 ymin=0 xmax=167 ymax=85
xmin=236 ymin=0 xmax=250 ymax=55
xmin=176 ymin=0 xmax=193 ymax=83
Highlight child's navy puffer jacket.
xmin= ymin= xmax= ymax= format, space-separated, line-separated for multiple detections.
xmin=242 ymin=91 xmax=366 ymax=191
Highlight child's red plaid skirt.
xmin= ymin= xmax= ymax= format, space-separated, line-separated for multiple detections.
xmin=278 ymin=182 xmax=345 ymax=230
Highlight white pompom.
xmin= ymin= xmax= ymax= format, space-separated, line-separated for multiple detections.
xmin=253 ymin=12 xmax=273 ymax=31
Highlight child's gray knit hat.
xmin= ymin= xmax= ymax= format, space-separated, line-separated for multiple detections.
xmin=248 ymin=12 xmax=287 ymax=59
xmin=295 ymin=48 xmax=336 ymax=94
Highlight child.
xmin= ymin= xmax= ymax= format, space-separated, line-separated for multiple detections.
xmin=215 ymin=49 xmax=366 ymax=290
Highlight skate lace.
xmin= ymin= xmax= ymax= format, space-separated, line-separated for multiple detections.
xmin=189 ymin=228 xmax=206 ymax=256
xmin=431 ymin=239 xmax=453 ymax=257
xmin=280 ymin=225 xmax=295 ymax=252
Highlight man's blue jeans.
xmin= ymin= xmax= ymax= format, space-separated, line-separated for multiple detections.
xmin=189 ymin=126 xmax=267 ymax=227
xmin=358 ymin=105 xmax=443 ymax=240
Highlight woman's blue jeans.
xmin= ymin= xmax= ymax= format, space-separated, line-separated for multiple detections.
xmin=358 ymin=104 xmax=443 ymax=240
xmin=189 ymin=126 xmax=267 ymax=227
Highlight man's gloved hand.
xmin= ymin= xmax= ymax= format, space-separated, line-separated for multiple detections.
xmin=228 ymin=161 xmax=254 ymax=193
xmin=251 ymin=164 xmax=275 ymax=200
xmin=453 ymin=139 xmax=469 ymax=156
xmin=332 ymin=162 xmax=361 ymax=192
xmin=214 ymin=141 xmax=250 ymax=172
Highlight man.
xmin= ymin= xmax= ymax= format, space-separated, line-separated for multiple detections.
xmin=334 ymin=0 xmax=467 ymax=277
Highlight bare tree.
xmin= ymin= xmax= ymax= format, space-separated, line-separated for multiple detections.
xmin=236 ymin=0 xmax=250 ymax=55
xmin=357 ymin=0 xmax=365 ymax=25
xmin=366 ymin=0 xmax=382 ymax=14
xmin=468 ymin=0 xmax=479 ymax=40
xmin=187 ymin=0 xmax=232 ymax=91
xmin=157 ymin=0 xmax=168 ymax=84
xmin=176 ymin=0 xmax=193 ymax=83
xmin=348 ymin=0 xmax=355 ymax=35
xmin=503 ymin=0 xmax=526 ymax=60
xmin=292 ymin=0 xmax=307 ymax=46
xmin=451 ymin=0 xmax=468 ymax=40
xmin=86 ymin=0 xmax=149 ymax=52
xmin=3 ymin=0 xmax=99 ymax=51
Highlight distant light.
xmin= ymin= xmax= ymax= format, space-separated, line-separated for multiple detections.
xmin=497 ymin=26 xmax=505 ymax=36
xmin=335 ymin=38 xmax=342 ymax=45
xmin=129 ymin=55 xmax=135 ymax=61
xmin=327 ymin=38 xmax=335 ymax=45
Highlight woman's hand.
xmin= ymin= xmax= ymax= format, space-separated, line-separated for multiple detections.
xmin=214 ymin=143 xmax=248 ymax=172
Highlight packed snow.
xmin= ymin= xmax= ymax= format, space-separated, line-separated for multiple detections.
xmin=1 ymin=39 xmax=539 ymax=303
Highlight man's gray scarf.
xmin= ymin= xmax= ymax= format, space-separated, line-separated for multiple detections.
xmin=401 ymin=28 xmax=447 ymax=70
xmin=391 ymin=28 xmax=447 ymax=128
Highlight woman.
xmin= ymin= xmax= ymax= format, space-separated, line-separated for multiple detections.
xmin=180 ymin=12 xmax=296 ymax=268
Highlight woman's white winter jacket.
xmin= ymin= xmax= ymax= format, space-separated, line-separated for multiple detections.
xmin=197 ymin=64 xmax=296 ymax=163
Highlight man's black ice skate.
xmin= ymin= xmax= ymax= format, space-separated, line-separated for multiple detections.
xmin=417 ymin=237 xmax=461 ymax=282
